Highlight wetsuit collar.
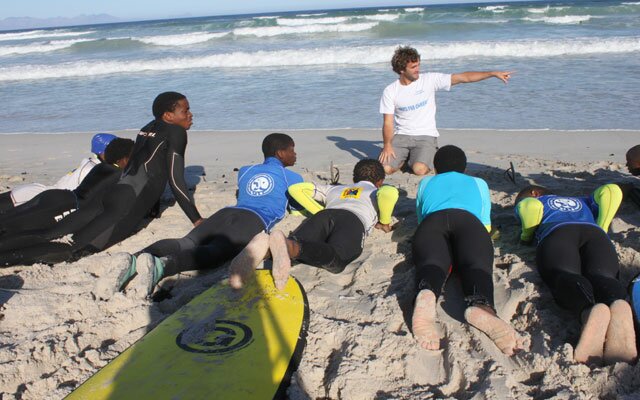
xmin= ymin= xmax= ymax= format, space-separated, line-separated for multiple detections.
xmin=264 ymin=157 xmax=285 ymax=167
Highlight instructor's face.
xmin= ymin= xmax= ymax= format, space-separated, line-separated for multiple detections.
xmin=401 ymin=61 xmax=420 ymax=82
xmin=166 ymin=99 xmax=193 ymax=130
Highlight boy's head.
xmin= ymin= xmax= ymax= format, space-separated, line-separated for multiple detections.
xmin=91 ymin=133 xmax=117 ymax=159
xmin=433 ymin=145 xmax=466 ymax=174
xmin=353 ymin=159 xmax=385 ymax=187
xmin=152 ymin=92 xmax=192 ymax=130
xmin=104 ymin=138 xmax=135 ymax=169
xmin=514 ymin=185 xmax=552 ymax=205
xmin=262 ymin=133 xmax=296 ymax=166
xmin=391 ymin=46 xmax=420 ymax=75
xmin=626 ymin=145 xmax=640 ymax=176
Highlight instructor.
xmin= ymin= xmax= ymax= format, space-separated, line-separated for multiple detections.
xmin=379 ymin=46 xmax=512 ymax=175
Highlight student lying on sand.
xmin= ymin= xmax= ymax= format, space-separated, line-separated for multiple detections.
xmin=0 ymin=92 xmax=202 ymax=267
xmin=515 ymin=183 xmax=637 ymax=365
xmin=0 ymin=133 xmax=117 ymax=212
xmin=228 ymin=158 xmax=398 ymax=290
xmin=621 ymin=144 xmax=640 ymax=208
xmin=0 ymin=138 xmax=133 ymax=239
xmin=411 ymin=145 xmax=526 ymax=356
xmin=104 ymin=133 xmax=303 ymax=299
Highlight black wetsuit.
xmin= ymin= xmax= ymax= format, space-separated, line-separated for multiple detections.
xmin=412 ymin=209 xmax=495 ymax=309
xmin=0 ymin=120 xmax=201 ymax=266
xmin=0 ymin=162 xmax=121 ymax=237
xmin=536 ymin=224 xmax=626 ymax=315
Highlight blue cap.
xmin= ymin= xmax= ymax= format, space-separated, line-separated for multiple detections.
xmin=91 ymin=133 xmax=117 ymax=155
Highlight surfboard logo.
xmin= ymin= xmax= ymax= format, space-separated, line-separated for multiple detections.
xmin=176 ymin=319 xmax=253 ymax=354
xmin=247 ymin=173 xmax=275 ymax=197
xmin=547 ymin=197 xmax=582 ymax=212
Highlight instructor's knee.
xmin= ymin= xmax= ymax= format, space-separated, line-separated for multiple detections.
xmin=412 ymin=163 xmax=430 ymax=176
xmin=383 ymin=165 xmax=398 ymax=175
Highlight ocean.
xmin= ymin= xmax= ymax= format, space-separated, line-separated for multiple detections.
xmin=0 ymin=0 xmax=639 ymax=134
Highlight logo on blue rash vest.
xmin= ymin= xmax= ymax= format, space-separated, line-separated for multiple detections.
xmin=547 ymin=197 xmax=582 ymax=212
xmin=176 ymin=319 xmax=253 ymax=354
xmin=247 ymin=173 xmax=275 ymax=197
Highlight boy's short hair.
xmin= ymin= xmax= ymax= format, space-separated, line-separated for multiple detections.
xmin=433 ymin=145 xmax=466 ymax=173
xmin=152 ymin=92 xmax=186 ymax=119
xmin=262 ymin=133 xmax=294 ymax=158
xmin=391 ymin=46 xmax=420 ymax=74
xmin=627 ymin=145 xmax=640 ymax=162
xmin=514 ymin=185 xmax=552 ymax=205
xmin=104 ymin=138 xmax=135 ymax=165
xmin=353 ymin=159 xmax=385 ymax=184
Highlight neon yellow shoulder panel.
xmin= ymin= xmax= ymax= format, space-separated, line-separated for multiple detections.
xmin=376 ymin=185 xmax=399 ymax=225
xmin=288 ymin=182 xmax=324 ymax=215
xmin=516 ymin=197 xmax=544 ymax=242
xmin=593 ymin=183 xmax=622 ymax=232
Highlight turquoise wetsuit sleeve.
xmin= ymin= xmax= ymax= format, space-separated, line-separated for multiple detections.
xmin=593 ymin=183 xmax=623 ymax=232
xmin=416 ymin=177 xmax=430 ymax=224
xmin=516 ymin=197 xmax=544 ymax=242
xmin=376 ymin=185 xmax=399 ymax=225
xmin=477 ymin=178 xmax=492 ymax=232
xmin=288 ymin=182 xmax=324 ymax=215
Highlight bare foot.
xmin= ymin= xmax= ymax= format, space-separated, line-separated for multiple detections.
xmin=604 ymin=300 xmax=638 ymax=365
xmin=464 ymin=305 xmax=522 ymax=356
xmin=229 ymin=232 xmax=270 ymax=289
xmin=411 ymin=290 xmax=442 ymax=350
xmin=269 ymin=230 xmax=291 ymax=290
xmin=574 ymin=303 xmax=610 ymax=365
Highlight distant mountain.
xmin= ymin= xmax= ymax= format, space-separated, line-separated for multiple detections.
xmin=0 ymin=14 xmax=121 ymax=31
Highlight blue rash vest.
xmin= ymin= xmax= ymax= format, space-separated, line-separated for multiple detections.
xmin=233 ymin=157 xmax=303 ymax=231
xmin=416 ymin=171 xmax=491 ymax=228
xmin=517 ymin=195 xmax=600 ymax=244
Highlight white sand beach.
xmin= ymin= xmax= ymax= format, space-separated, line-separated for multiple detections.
xmin=1 ymin=129 xmax=639 ymax=399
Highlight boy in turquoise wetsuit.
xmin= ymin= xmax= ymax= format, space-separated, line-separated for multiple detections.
xmin=229 ymin=159 xmax=399 ymax=290
xmin=515 ymin=183 xmax=636 ymax=365
xmin=411 ymin=145 xmax=524 ymax=356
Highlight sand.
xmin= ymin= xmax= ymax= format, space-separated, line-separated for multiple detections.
xmin=1 ymin=129 xmax=639 ymax=399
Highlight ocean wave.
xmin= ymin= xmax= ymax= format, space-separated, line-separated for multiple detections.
xmin=296 ymin=13 xmax=327 ymax=17
xmin=0 ymin=39 xmax=92 ymax=56
xmin=621 ymin=1 xmax=640 ymax=4
xmin=276 ymin=16 xmax=350 ymax=26
xmin=136 ymin=32 xmax=228 ymax=46
xmin=404 ymin=7 xmax=424 ymax=13
xmin=523 ymin=15 xmax=592 ymax=24
xmin=2 ymin=37 xmax=638 ymax=82
xmin=232 ymin=22 xmax=378 ymax=37
xmin=479 ymin=5 xmax=508 ymax=12
xmin=0 ymin=29 xmax=94 ymax=42
xmin=361 ymin=14 xmax=400 ymax=22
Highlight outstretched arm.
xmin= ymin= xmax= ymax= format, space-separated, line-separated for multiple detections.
xmin=515 ymin=197 xmax=543 ymax=244
xmin=451 ymin=71 xmax=513 ymax=86
xmin=166 ymin=129 xmax=202 ymax=225
xmin=288 ymin=182 xmax=324 ymax=215
xmin=592 ymin=183 xmax=623 ymax=232
xmin=375 ymin=185 xmax=399 ymax=232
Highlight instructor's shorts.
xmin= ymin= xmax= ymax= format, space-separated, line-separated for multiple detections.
xmin=386 ymin=134 xmax=438 ymax=170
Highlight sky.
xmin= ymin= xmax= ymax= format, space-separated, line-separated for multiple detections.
xmin=1 ymin=0 xmax=481 ymax=20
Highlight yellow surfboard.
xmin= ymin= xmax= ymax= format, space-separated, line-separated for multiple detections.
xmin=67 ymin=270 xmax=309 ymax=400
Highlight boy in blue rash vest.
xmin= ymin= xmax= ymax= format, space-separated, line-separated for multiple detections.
xmin=0 ymin=133 xmax=117 ymax=212
xmin=514 ymin=183 xmax=637 ymax=365
xmin=0 ymin=138 xmax=134 ymax=239
xmin=0 ymin=92 xmax=202 ymax=267
xmin=411 ymin=145 xmax=525 ymax=356
xmin=107 ymin=133 xmax=303 ymax=299
xmin=228 ymin=159 xmax=399 ymax=291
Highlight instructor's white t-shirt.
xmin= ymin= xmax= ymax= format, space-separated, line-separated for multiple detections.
xmin=379 ymin=73 xmax=451 ymax=137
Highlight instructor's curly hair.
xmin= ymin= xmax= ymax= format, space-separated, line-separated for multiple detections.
xmin=353 ymin=159 xmax=385 ymax=184
xmin=391 ymin=46 xmax=420 ymax=74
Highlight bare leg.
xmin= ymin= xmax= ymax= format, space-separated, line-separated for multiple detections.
xmin=411 ymin=289 xmax=442 ymax=350
xmin=229 ymin=232 xmax=270 ymax=289
xmin=411 ymin=162 xmax=430 ymax=176
xmin=574 ymin=303 xmax=610 ymax=365
xmin=604 ymin=300 xmax=638 ymax=365
xmin=269 ymin=230 xmax=291 ymax=290
xmin=464 ymin=305 xmax=523 ymax=356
